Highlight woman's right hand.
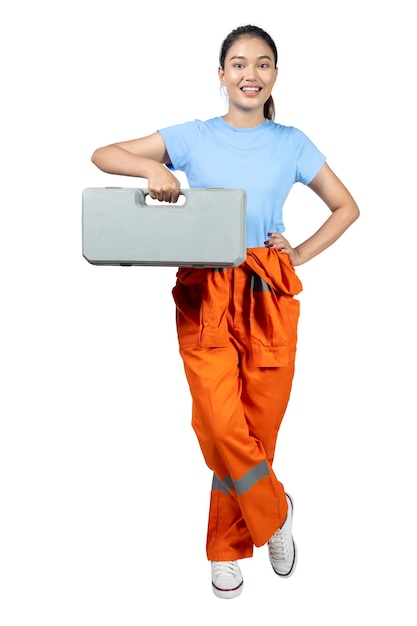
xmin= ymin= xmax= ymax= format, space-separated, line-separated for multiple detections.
xmin=147 ymin=163 xmax=181 ymax=203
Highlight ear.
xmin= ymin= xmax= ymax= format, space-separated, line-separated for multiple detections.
xmin=218 ymin=66 xmax=226 ymax=84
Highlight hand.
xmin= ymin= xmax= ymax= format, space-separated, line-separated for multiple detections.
xmin=148 ymin=164 xmax=181 ymax=203
xmin=264 ymin=232 xmax=301 ymax=266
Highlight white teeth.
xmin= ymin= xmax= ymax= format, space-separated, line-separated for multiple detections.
xmin=242 ymin=87 xmax=260 ymax=92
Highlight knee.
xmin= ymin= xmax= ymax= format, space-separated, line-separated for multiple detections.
xmin=192 ymin=405 xmax=241 ymax=450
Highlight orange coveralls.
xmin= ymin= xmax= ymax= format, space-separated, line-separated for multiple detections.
xmin=172 ymin=248 xmax=302 ymax=561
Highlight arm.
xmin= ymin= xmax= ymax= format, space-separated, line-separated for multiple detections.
xmin=91 ymin=132 xmax=181 ymax=203
xmin=265 ymin=163 xmax=360 ymax=265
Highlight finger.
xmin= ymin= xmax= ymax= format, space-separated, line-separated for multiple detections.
xmin=169 ymin=190 xmax=181 ymax=203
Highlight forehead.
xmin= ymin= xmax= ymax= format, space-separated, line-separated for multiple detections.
xmin=225 ymin=35 xmax=274 ymax=61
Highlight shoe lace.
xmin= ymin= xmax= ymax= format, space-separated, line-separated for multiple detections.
xmin=213 ymin=561 xmax=239 ymax=577
xmin=269 ymin=528 xmax=290 ymax=560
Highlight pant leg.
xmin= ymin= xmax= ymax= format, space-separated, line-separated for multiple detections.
xmin=180 ymin=341 xmax=289 ymax=560
xmin=240 ymin=355 xmax=295 ymax=465
xmin=204 ymin=362 xmax=295 ymax=560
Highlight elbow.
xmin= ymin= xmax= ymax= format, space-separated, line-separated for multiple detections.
xmin=342 ymin=198 xmax=360 ymax=226
xmin=91 ymin=147 xmax=102 ymax=168
xmin=345 ymin=205 xmax=360 ymax=232
xmin=334 ymin=200 xmax=360 ymax=231
xmin=351 ymin=201 xmax=360 ymax=224
xmin=91 ymin=146 xmax=110 ymax=173
xmin=91 ymin=144 xmax=120 ymax=173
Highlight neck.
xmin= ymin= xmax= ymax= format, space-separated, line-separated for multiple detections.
xmin=223 ymin=109 xmax=266 ymax=129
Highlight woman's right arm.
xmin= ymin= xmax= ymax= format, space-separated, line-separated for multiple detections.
xmin=91 ymin=131 xmax=181 ymax=203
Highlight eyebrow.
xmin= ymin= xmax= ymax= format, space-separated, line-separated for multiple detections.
xmin=230 ymin=54 xmax=273 ymax=61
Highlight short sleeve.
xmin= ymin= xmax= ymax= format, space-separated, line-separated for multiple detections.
xmin=158 ymin=121 xmax=200 ymax=171
xmin=293 ymin=128 xmax=327 ymax=185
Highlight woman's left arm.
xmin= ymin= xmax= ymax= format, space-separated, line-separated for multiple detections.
xmin=266 ymin=163 xmax=360 ymax=266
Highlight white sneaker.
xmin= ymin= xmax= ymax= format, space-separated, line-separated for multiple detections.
xmin=268 ymin=493 xmax=297 ymax=577
xmin=211 ymin=560 xmax=243 ymax=599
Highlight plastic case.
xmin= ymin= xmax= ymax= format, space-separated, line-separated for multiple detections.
xmin=82 ymin=187 xmax=247 ymax=267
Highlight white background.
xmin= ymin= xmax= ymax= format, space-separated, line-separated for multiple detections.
xmin=1 ymin=1 xmax=416 ymax=624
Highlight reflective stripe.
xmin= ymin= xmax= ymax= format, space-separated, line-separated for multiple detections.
xmin=251 ymin=274 xmax=271 ymax=292
xmin=212 ymin=460 xmax=270 ymax=496
xmin=211 ymin=474 xmax=231 ymax=495
xmin=234 ymin=460 xmax=270 ymax=495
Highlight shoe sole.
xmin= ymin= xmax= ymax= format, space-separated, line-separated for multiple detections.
xmin=212 ymin=580 xmax=243 ymax=599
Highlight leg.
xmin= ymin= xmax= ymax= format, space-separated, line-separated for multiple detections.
xmin=240 ymin=356 xmax=295 ymax=465
xmin=180 ymin=341 xmax=288 ymax=559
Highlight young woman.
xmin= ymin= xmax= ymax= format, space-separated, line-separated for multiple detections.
xmin=91 ymin=24 xmax=359 ymax=599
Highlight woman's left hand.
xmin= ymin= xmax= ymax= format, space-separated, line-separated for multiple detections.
xmin=264 ymin=232 xmax=300 ymax=265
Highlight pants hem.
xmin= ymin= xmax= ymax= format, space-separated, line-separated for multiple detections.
xmin=207 ymin=549 xmax=254 ymax=561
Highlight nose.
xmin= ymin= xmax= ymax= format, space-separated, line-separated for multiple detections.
xmin=244 ymin=65 xmax=258 ymax=81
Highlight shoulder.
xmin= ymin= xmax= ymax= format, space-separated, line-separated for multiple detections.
xmin=263 ymin=121 xmax=310 ymax=146
xmin=159 ymin=117 xmax=220 ymax=142
xmin=267 ymin=121 xmax=308 ymax=139
xmin=271 ymin=123 xmax=324 ymax=155
xmin=160 ymin=117 xmax=219 ymax=132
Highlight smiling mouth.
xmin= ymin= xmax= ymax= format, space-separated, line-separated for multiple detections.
xmin=241 ymin=87 xmax=261 ymax=92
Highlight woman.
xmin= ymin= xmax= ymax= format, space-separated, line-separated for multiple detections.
xmin=91 ymin=24 xmax=359 ymax=599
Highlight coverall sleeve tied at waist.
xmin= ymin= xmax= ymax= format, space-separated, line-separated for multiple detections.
xmin=172 ymin=248 xmax=303 ymax=367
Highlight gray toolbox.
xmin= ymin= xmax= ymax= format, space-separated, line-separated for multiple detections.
xmin=82 ymin=187 xmax=247 ymax=267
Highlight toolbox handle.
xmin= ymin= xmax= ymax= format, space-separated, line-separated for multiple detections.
xmin=142 ymin=190 xmax=187 ymax=207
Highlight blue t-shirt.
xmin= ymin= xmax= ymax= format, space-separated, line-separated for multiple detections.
xmin=159 ymin=117 xmax=326 ymax=248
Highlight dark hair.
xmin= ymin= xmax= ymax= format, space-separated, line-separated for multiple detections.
xmin=219 ymin=25 xmax=278 ymax=121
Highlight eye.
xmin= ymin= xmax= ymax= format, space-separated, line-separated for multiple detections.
xmin=233 ymin=63 xmax=244 ymax=69
xmin=259 ymin=63 xmax=270 ymax=69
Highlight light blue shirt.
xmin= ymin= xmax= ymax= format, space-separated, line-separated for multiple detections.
xmin=159 ymin=117 xmax=326 ymax=248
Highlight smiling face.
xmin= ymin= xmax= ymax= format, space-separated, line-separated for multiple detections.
xmin=218 ymin=35 xmax=278 ymax=125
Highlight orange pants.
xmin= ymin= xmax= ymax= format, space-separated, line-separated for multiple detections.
xmin=172 ymin=248 xmax=302 ymax=561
